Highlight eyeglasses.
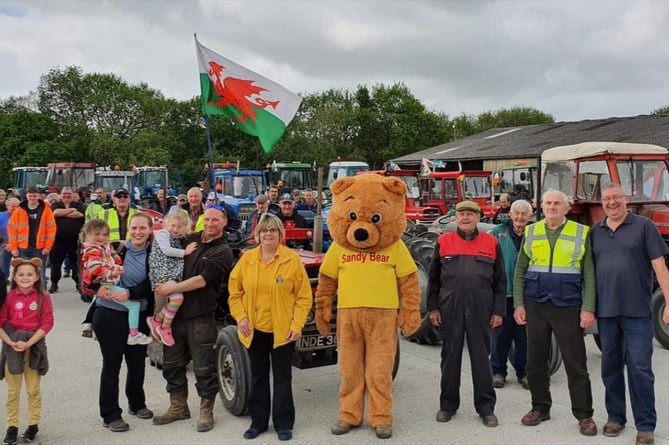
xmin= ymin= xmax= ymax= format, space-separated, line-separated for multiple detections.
xmin=602 ymin=195 xmax=625 ymax=202
xmin=259 ymin=228 xmax=279 ymax=234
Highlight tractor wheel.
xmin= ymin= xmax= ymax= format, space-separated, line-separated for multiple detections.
xmin=147 ymin=342 xmax=163 ymax=370
xmin=408 ymin=238 xmax=437 ymax=271
xmin=508 ymin=332 xmax=562 ymax=376
xmin=217 ymin=325 xmax=251 ymax=416
xmin=392 ymin=336 xmax=401 ymax=380
xmin=652 ymin=289 xmax=669 ymax=349
xmin=406 ymin=314 xmax=442 ymax=345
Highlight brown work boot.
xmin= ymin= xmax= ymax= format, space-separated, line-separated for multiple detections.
xmin=602 ymin=421 xmax=624 ymax=437
xmin=578 ymin=417 xmax=597 ymax=436
xmin=636 ymin=431 xmax=654 ymax=445
xmin=521 ymin=410 xmax=550 ymax=426
xmin=153 ymin=391 xmax=191 ymax=425
xmin=197 ymin=398 xmax=215 ymax=432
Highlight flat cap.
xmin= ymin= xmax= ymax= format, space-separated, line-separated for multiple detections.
xmin=455 ymin=200 xmax=481 ymax=213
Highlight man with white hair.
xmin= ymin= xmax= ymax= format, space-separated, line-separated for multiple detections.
xmin=513 ymin=189 xmax=597 ymax=436
xmin=489 ymin=199 xmax=533 ymax=390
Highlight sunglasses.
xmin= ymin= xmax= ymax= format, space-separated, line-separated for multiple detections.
xmin=116 ymin=194 xmax=129 ymax=199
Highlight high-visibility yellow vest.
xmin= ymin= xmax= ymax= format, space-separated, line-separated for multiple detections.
xmin=524 ymin=219 xmax=588 ymax=274
xmin=99 ymin=208 xmax=138 ymax=242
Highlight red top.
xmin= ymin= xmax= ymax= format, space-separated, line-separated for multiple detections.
xmin=0 ymin=288 xmax=54 ymax=334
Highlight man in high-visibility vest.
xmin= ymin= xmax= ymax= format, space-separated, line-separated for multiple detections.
xmin=97 ymin=188 xmax=137 ymax=249
xmin=86 ymin=188 xmax=111 ymax=221
xmin=513 ymin=189 xmax=597 ymax=436
xmin=181 ymin=187 xmax=205 ymax=233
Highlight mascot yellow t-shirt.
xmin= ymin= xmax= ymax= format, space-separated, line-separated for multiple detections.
xmin=320 ymin=240 xmax=417 ymax=309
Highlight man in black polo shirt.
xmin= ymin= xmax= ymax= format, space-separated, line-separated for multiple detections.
xmin=49 ymin=187 xmax=86 ymax=292
xmin=153 ymin=207 xmax=234 ymax=433
xmin=591 ymin=183 xmax=669 ymax=445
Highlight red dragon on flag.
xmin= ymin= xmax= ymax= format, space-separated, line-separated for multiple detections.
xmin=206 ymin=61 xmax=280 ymax=123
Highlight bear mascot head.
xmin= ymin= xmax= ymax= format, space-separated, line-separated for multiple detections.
xmin=327 ymin=174 xmax=408 ymax=252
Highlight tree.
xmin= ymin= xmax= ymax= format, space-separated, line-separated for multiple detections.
xmin=0 ymin=106 xmax=62 ymax=187
xmin=37 ymin=66 xmax=171 ymax=163
xmin=475 ymin=106 xmax=554 ymax=133
xmin=652 ymin=105 xmax=669 ymax=115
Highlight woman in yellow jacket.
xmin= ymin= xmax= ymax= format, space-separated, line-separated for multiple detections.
xmin=228 ymin=213 xmax=312 ymax=442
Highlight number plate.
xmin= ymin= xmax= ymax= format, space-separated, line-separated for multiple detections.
xmin=297 ymin=334 xmax=337 ymax=351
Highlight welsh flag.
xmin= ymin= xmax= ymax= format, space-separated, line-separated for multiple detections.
xmin=419 ymin=157 xmax=434 ymax=176
xmin=195 ymin=36 xmax=302 ymax=153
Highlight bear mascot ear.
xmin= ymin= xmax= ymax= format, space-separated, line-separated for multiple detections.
xmin=330 ymin=176 xmax=356 ymax=196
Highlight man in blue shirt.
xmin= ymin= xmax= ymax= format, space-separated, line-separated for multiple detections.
xmin=591 ymin=183 xmax=669 ymax=445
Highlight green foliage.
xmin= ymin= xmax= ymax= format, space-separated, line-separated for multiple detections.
xmin=652 ymin=105 xmax=669 ymax=115
xmin=475 ymin=106 xmax=555 ymax=132
xmin=0 ymin=65 xmax=556 ymax=190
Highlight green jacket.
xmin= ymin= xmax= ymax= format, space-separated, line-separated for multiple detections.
xmin=490 ymin=221 xmax=521 ymax=298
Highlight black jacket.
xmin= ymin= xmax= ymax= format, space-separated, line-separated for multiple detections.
xmin=178 ymin=232 xmax=234 ymax=320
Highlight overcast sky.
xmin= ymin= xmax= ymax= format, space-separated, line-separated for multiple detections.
xmin=2 ymin=0 xmax=669 ymax=122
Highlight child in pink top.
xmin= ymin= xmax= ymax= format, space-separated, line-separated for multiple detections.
xmin=0 ymin=257 xmax=54 ymax=444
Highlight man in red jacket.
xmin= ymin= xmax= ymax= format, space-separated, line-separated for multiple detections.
xmin=428 ymin=200 xmax=506 ymax=428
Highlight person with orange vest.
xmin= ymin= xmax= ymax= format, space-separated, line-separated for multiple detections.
xmin=7 ymin=186 xmax=56 ymax=289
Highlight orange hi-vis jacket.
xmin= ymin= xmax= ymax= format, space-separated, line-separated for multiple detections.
xmin=8 ymin=201 xmax=56 ymax=251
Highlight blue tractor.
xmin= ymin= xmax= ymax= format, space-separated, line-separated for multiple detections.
xmin=207 ymin=163 xmax=267 ymax=227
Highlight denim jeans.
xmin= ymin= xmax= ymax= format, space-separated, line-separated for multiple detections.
xmin=18 ymin=247 xmax=48 ymax=289
xmin=491 ymin=298 xmax=527 ymax=379
xmin=0 ymin=246 xmax=11 ymax=279
xmin=598 ymin=316 xmax=655 ymax=432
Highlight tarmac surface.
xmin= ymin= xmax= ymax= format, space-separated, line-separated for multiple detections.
xmin=9 ymin=278 xmax=669 ymax=444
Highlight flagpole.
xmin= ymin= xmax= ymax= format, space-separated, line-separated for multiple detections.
xmin=203 ymin=115 xmax=219 ymax=205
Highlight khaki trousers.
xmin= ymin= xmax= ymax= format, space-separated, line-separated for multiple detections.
xmin=5 ymin=351 xmax=42 ymax=427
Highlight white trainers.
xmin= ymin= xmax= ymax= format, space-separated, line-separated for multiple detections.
xmin=81 ymin=322 xmax=93 ymax=338
xmin=127 ymin=332 xmax=153 ymax=345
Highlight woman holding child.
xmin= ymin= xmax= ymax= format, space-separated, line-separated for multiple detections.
xmin=89 ymin=213 xmax=155 ymax=433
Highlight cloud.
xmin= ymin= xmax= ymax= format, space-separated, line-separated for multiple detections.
xmin=2 ymin=0 xmax=669 ymax=121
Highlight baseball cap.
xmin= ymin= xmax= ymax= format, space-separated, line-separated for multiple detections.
xmin=115 ymin=188 xmax=129 ymax=197
xmin=455 ymin=200 xmax=481 ymax=213
xmin=177 ymin=194 xmax=187 ymax=201
xmin=279 ymin=193 xmax=294 ymax=203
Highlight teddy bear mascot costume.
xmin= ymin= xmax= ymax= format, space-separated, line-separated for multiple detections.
xmin=315 ymin=174 xmax=421 ymax=439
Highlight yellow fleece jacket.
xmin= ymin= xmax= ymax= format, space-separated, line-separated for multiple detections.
xmin=228 ymin=244 xmax=312 ymax=349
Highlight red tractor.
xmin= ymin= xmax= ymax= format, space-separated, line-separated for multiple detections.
xmin=359 ymin=169 xmax=440 ymax=224
xmin=421 ymin=170 xmax=498 ymax=220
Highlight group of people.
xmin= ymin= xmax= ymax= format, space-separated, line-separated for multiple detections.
xmin=0 ymin=184 xmax=247 ymax=443
xmin=428 ymin=185 xmax=668 ymax=445
xmin=4 ymin=180 xmax=668 ymax=445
